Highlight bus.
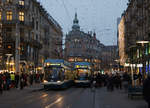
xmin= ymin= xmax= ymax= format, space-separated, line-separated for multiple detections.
xmin=74 ymin=62 xmax=92 ymax=87
xmin=42 ymin=59 xmax=74 ymax=89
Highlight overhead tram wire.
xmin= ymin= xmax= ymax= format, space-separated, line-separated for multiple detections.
xmin=61 ymin=0 xmax=72 ymax=25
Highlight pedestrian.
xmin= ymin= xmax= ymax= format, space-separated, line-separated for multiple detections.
xmin=0 ymin=73 xmax=3 ymax=94
xmin=115 ymin=73 xmax=122 ymax=90
xmin=123 ymin=72 xmax=131 ymax=92
xmin=107 ymin=74 xmax=114 ymax=91
xmin=10 ymin=72 xmax=15 ymax=88
xmin=138 ymin=72 xmax=142 ymax=85
xmin=20 ymin=74 xmax=24 ymax=90
xmin=5 ymin=72 xmax=10 ymax=90
xmin=15 ymin=72 xmax=20 ymax=88
xmin=29 ymin=73 xmax=34 ymax=86
xmin=143 ymin=74 xmax=150 ymax=108
xmin=2 ymin=73 xmax=6 ymax=90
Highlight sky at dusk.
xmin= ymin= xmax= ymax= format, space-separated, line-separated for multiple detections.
xmin=38 ymin=0 xmax=128 ymax=45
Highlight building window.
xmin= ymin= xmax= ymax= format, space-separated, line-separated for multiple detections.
xmin=8 ymin=45 xmax=11 ymax=49
xmin=0 ymin=12 xmax=1 ymax=21
xmin=19 ymin=12 xmax=24 ymax=21
xmin=19 ymin=0 xmax=24 ymax=6
xmin=6 ymin=11 xmax=12 ymax=21
xmin=36 ymin=21 xmax=38 ymax=30
xmin=6 ymin=0 xmax=12 ymax=3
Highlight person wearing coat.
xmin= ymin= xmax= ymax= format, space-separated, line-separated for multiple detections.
xmin=143 ymin=74 xmax=150 ymax=108
xmin=0 ymin=74 xmax=3 ymax=94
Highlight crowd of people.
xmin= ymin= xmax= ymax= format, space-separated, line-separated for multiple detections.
xmin=0 ymin=72 xmax=44 ymax=94
xmin=91 ymin=72 xmax=132 ymax=91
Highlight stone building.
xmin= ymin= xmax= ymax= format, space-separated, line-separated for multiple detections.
xmin=118 ymin=0 xmax=150 ymax=76
xmin=0 ymin=0 xmax=63 ymax=73
xmin=65 ymin=13 xmax=102 ymax=71
xmin=101 ymin=45 xmax=118 ymax=71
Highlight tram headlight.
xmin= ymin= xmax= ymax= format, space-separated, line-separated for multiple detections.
xmin=43 ymin=80 xmax=48 ymax=83
xmin=57 ymin=80 xmax=61 ymax=83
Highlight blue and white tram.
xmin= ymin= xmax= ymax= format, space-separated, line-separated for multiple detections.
xmin=42 ymin=59 xmax=74 ymax=89
xmin=74 ymin=62 xmax=91 ymax=87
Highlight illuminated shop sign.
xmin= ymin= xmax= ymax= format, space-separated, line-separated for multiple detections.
xmin=75 ymin=65 xmax=88 ymax=69
xmin=45 ymin=63 xmax=61 ymax=67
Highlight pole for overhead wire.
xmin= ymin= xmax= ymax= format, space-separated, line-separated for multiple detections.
xmin=15 ymin=22 xmax=20 ymax=74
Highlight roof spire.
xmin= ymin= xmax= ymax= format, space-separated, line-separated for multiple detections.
xmin=73 ymin=12 xmax=79 ymax=24
xmin=72 ymin=12 xmax=80 ymax=31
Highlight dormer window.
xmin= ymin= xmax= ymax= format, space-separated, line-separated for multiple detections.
xmin=19 ymin=0 xmax=24 ymax=6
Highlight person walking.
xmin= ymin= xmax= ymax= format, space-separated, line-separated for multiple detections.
xmin=29 ymin=73 xmax=34 ymax=86
xmin=15 ymin=72 xmax=20 ymax=88
xmin=107 ymin=74 xmax=114 ymax=91
xmin=143 ymin=74 xmax=150 ymax=108
xmin=20 ymin=74 xmax=24 ymax=90
xmin=10 ymin=73 xmax=15 ymax=88
xmin=0 ymin=73 xmax=3 ymax=94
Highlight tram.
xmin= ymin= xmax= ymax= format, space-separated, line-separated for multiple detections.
xmin=42 ymin=59 xmax=74 ymax=89
xmin=74 ymin=62 xmax=92 ymax=87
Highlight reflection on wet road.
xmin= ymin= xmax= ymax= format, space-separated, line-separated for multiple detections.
xmin=0 ymin=88 xmax=94 ymax=108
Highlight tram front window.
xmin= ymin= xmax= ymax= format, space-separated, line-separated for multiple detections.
xmin=76 ymin=69 xmax=90 ymax=80
xmin=45 ymin=68 xmax=65 ymax=82
xmin=77 ymin=73 xmax=89 ymax=80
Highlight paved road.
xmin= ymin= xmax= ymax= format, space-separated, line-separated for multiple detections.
xmin=0 ymin=87 xmax=95 ymax=108
xmin=0 ymin=87 xmax=147 ymax=108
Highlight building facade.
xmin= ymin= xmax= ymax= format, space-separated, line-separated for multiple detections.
xmin=101 ymin=45 xmax=118 ymax=72
xmin=65 ymin=13 xmax=102 ymax=71
xmin=118 ymin=0 xmax=150 ymax=77
xmin=0 ymin=0 xmax=63 ymax=73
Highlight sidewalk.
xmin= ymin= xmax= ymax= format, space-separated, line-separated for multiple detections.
xmin=95 ymin=87 xmax=147 ymax=108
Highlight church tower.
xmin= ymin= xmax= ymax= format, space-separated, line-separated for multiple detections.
xmin=72 ymin=13 xmax=80 ymax=31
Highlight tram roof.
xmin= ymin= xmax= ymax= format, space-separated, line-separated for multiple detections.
xmin=45 ymin=59 xmax=71 ymax=67
xmin=45 ymin=59 xmax=65 ymax=63
xmin=74 ymin=62 xmax=91 ymax=66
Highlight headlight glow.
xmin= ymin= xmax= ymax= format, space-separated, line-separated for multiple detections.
xmin=43 ymin=80 xmax=48 ymax=83
xmin=57 ymin=81 xmax=61 ymax=83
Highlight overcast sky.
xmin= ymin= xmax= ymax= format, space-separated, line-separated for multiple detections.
xmin=39 ymin=0 xmax=128 ymax=45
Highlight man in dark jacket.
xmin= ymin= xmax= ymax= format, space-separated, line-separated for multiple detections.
xmin=0 ymin=74 xmax=3 ymax=94
xmin=143 ymin=74 xmax=150 ymax=108
xmin=15 ymin=72 xmax=20 ymax=88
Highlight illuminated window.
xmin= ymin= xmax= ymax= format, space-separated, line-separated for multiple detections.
xmin=8 ymin=45 xmax=11 ymax=49
xmin=0 ymin=12 xmax=1 ymax=21
xmin=6 ymin=0 xmax=12 ymax=3
xmin=19 ymin=12 xmax=24 ymax=21
xmin=6 ymin=11 xmax=12 ymax=21
xmin=19 ymin=0 xmax=24 ymax=6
